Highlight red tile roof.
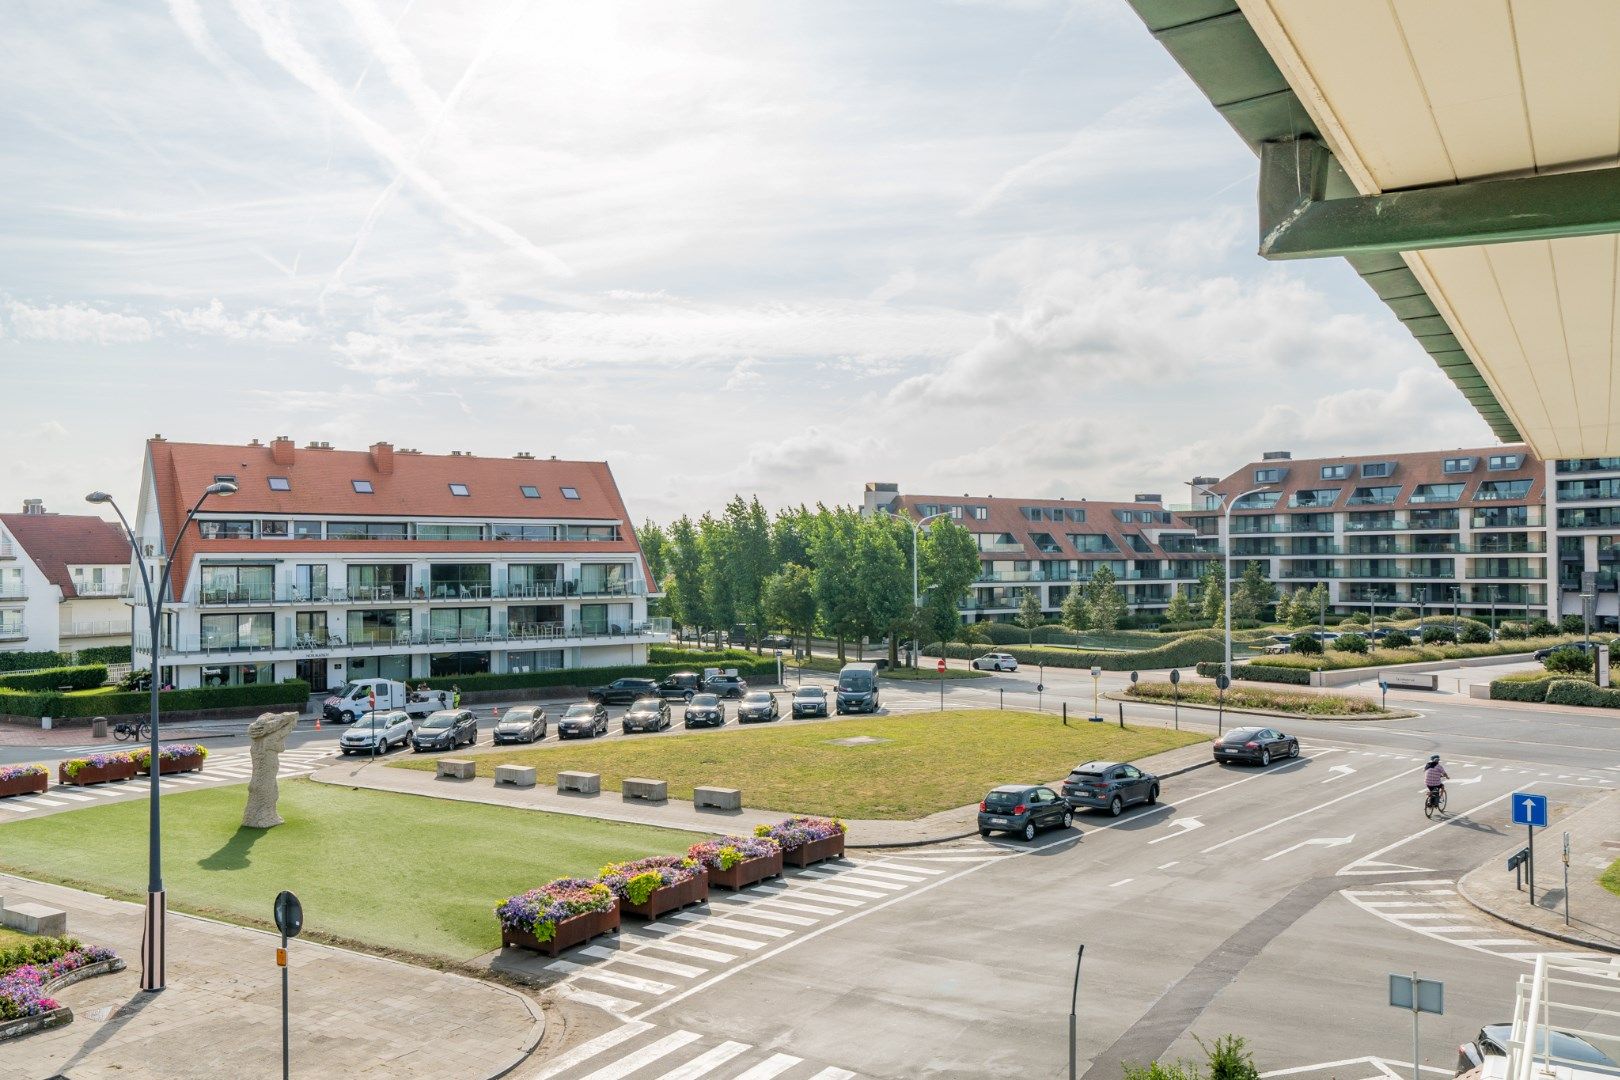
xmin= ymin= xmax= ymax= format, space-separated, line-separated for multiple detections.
xmin=1203 ymin=445 xmax=1540 ymax=515
xmin=0 ymin=513 xmax=129 ymax=599
xmin=891 ymin=493 xmax=1197 ymax=562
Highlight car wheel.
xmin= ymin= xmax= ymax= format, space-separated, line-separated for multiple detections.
xmin=340 ymin=748 xmax=350 ymax=756
xmin=1022 ymin=822 xmax=1037 ymax=842
xmin=1147 ymin=784 xmax=1159 ymax=805
xmin=979 ymin=828 xmax=991 ymax=837
xmin=1289 ymin=742 xmax=1299 ymax=758
xmin=341 ymin=710 xmax=355 ymax=723
xmin=684 ymin=691 xmax=694 ymax=702
xmin=1109 ymin=796 xmax=1123 ymax=818
xmin=1061 ymin=810 xmax=1073 ymax=829
xmin=1261 ymin=749 xmax=1271 ymax=767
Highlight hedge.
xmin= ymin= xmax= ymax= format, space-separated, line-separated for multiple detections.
xmin=648 ymin=646 xmax=760 ymax=666
xmin=1194 ymin=661 xmax=1312 ymax=686
xmin=418 ymin=661 xmax=779 ymax=695
xmin=1256 ymin=635 xmax=1578 ymax=671
xmin=0 ymin=680 xmax=310 ymax=718
xmin=1125 ymin=681 xmax=1385 ymax=716
xmin=75 ymin=645 xmax=132 ymax=665
xmin=0 ymin=650 xmax=67 ymax=673
xmin=1489 ymin=672 xmax=1575 ymax=703
xmin=926 ymin=631 xmax=1226 ymax=671
xmin=1545 ymin=679 xmax=1620 ymax=708
xmin=0 ymin=664 xmax=107 ymax=692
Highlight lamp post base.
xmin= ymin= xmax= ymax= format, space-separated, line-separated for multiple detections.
xmin=140 ymin=890 xmax=166 ymax=992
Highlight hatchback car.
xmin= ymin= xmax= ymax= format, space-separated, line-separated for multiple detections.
xmin=971 ymin=652 xmax=1019 ymax=672
xmin=1061 ymin=760 xmax=1160 ymax=816
xmin=339 ymin=710 xmax=415 ymax=755
xmin=977 ymin=784 xmax=1072 ymax=841
xmin=704 ymin=673 xmax=748 ymax=699
xmin=1533 ymin=640 xmax=1606 ymax=661
xmin=791 ymin=686 xmax=828 ymax=718
xmin=558 ymin=702 xmax=609 ymax=739
xmin=411 ymin=709 xmax=477 ymax=752
xmin=492 ymin=705 xmax=547 ymax=745
xmin=683 ymin=694 xmax=726 ymax=728
xmin=622 ymin=697 xmax=672 ymax=734
xmin=588 ymin=677 xmax=660 ymax=705
xmin=1213 ymin=726 xmax=1299 ymax=766
xmin=737 ymin=691 xmax=780 ymax=723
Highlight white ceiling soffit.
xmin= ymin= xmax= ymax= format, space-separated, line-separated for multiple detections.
xmin=1238 ymin=0 xmax=1620 ymax=458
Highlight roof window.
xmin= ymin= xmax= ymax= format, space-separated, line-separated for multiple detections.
xmin=520 ymin=485 xmax=540 ymax=499
xmin=561 ymin=487 xmax=580 ymax=500
xmin=352 ymin=480 xmax=373 ymax=494
xmin=267 ymin=477 xmax=290 ymax=491
xmin=449 ymin=483 xmax=470 ymax=497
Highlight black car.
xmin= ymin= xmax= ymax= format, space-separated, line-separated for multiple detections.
xmin=704 ymin=674 xmax=748 ymax=699
xmin=1458 ymin=1023 xmax=1619 ymax=1076
xmin=1213 ymin=726 xmax=1298 ymax=766
xmin=589 ymin=677 xmax=661 ymax=705
xmin=622 ymin=697 xmax=672 ymax=734
xmin=492 ymin=705 xmax=547 ymax=745
xmin=791 ymin=686 xmax=827 ymax=718
xmin=683 ymin=693 xmax=726 ymax=728
xmin=978 ymin=784 xmax=1072 ymax=841
xmin=1061 ymin=760 xmax=1159 ymax=816
xmin=411 ymin=709 xmax=477 ymax=752
xmin=558 ymin=702 xmax=609 ymax=739
xmin=1533 ymin=640 xmax=1603 ymax=661
xmin=656 ymin=673 xmax=704 ymax=702
xmin=736 ymin=691 xmax=780 ymax=723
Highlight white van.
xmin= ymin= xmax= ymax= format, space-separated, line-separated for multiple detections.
xmin=322 ymin=679 xmax=448 ymax=723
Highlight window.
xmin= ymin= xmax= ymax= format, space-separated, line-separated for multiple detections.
xmin=292 ymin=520 xmax=322 ymax=540
xmin=561 ymin=487 xmax=580 ymax=500
xmin=199 ymin=612 xmax=274 ymax=650
xmin=520 ymin=485 xmax=540 ymax=499
xmin=259 ymin=520 xmax=289 ymax=538
xmin=506 ymin=649 xmax=564 ymax=673
xmin=1115 ymin=510 xmax=1134 ymax=523
xmin=971 ymin=506 xmax=989 ymax=520
xmin=214 ymin=474 xmax=237 ymax=485
xmin=347 ymin=608 xmax=412 ymax=645
xmin=1067 ymin=533 xmax=1119 ymax=553
xmin=1255 ymin=468 xmax=1283 ymax=484
xmin=1361 ymin=461 xmax=1394 ymax=478
xmin=347 ymin=564 xmax=410 ymax=599
xmin=352 ymin=480 xmax=373 ymax=494
xmin=416 ymin=523 xmax=485 ymax=541
xmin=196 ymin=519 xmax=254 ymax=540
xmin=1487 ymin=454 xmax=1523 ymax=471
xmin=1476 ymin=479 xmax=1532 ymax=501
xmin=1410 ymin=483 xmax=1463 ymax=504
xmin=1289 ymin=489 xmax=1340 ymax=508
xmin=429 ymin=564 xmax=492 ymax=599
xmin=1232 ymin=491 xmax=1282 ymax=509
xmin=1443 ymin=457 xmax=1475 ymax=474
xmin=448 ymin=483 xmax=470 ymax=497
xmin=429 ymin=607 xmax=490 ymax=639
xmin=1320 ymin=465 xmax=1348 ymax=480
xmin=1020 ymin=507 xmax=1047 ymax=521
xmin=492 ymin=523 xmax=559 ymax=542
xmin=561 ymin=524 xmax=621 ymax=542
xmin=1029 ymin=532 xmax=1061 ymax=554
xmin=1348 ymin=486 xmax=1401 ymax=506
xmin=268 ymin=477 xmax=291 ymax=491
xmin=948 ymin=505 xmax=963 ymax=519
xmin=326 ymin=521 xmax=409 ymax=540
xmin=429 ymin=651 xmax=491 ymax=677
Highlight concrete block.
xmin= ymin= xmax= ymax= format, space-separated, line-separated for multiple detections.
xmin=694 ymin=786 xmax=742 ymax=811
xmin=3 ymin=902 xmax=67 ymax=937
xmin=622 ymin=777 xmax=668 ymax=803
xmin=436 ymin=759 xmax=476 ymax=780
xmin=557 ymin=770 xmax=600 ymax=794
xmin=494 ymin=764 xmax=536 ymax=789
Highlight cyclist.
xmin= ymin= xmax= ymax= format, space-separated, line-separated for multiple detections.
xmin=1423 ymin=754 xmax=1448 ymax=808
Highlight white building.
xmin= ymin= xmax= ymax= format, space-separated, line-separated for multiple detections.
xmin=131 ymin=437 xmax=665 ymax=691
xmin=0 ymin=500 xmax=133 ymax=658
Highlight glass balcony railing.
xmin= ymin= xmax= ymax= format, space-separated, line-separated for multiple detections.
xmin=195 ymin=579 xmax=646 ymax=605
xmin=134 ymin=620 xmax=670 ymax=656
xmin=1344 ymin=519 xmax=1402 ymax=531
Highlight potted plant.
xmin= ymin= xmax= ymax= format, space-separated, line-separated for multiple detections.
xmin=495 ymin=878 xmax=618 ymax=957
xmin=687 ymin=835 xmax=783 ymax=891
xmin=0 ymin=764 xmax=47 ymax=799
xmin=755 ymin=816 xmax=847 ymax=867
xmin=131 ymin=743 xmax=208 ymax=776
xmin=599 ymin=856 xmax=707 ymax=921
xmin=58 ymin=753 xmax=137 ymax=787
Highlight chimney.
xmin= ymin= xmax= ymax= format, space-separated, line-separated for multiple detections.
xmin=1261 ymin=450 xmax=1292 ymax=461
xmin=514 ymin=451 xmax=534 ymax=460
xmin=21 ymin=499 xmax=44 ymax=515
xmin=270 ymin=436 xmax=295 ymax=466
xmin=370 ymin=441 xmax=395 ymax=475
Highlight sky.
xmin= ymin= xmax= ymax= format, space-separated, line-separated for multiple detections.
xmin=0 ymin=0 xmax=1501 ymax=527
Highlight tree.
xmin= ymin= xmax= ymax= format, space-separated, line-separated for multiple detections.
xmin=639 ymin=520 xmax=669 ymax=590
xmin=1333 ymin=633 xmax=1368 ymax=653
xmin=772 ymin=505 xmax=814 ymax=572
xmin=916 ymin=517 xmax=980 ymax=667
xmin=720 ymin=496 xmax=773 ymax=652
xmin=809 ymin=507 xmax=864 ymax=663
xmin=1236 ymin=561 xmax=1275 ymax=622
xmin=1014 ymin=589 xmax=1044 ymax=644
xmin=1272 ymin=589 xmax=1292 ymax=626
xmin=1163 ymin=588 xmax=1194 ymax=625
xmin=1199 ymin=563 xmax=1225 ymax=626
xmin=696 ymin=513 xmax=737 ymax=644
xmin=663 ymin=516 xmax=709 ymax=642
xmin=1085 ymin=564 xmax=1127 ymax=632
xmin=918 ymin=591 xmax=963 ymax=659
xmin=762 ymin=564 xmax=817 ymax=656
xmin=1060 ymin=584 xmax=1090 ymax=635
xmin=857 ymin=513 xmax=914 ymax=665
xmin=1544 ymin=645 xmax=1595 ymax=675
xmin=1286 ymin=586 xmax=1319 ymax=628
xmin=1290 ymin=632 xmax=1323 ymax=655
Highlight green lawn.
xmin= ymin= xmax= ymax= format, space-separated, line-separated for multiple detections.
xmin=397 ymin=710 xmax=1203 ymax=819
xmin=0 ymin=926 xmax=37 ymax=950
xmin=795 ymin=656 xmax=988 ymax=681
xmin=0 ymin=781 xmax=703 ymax=962
xmin=1603 ymin=858 xmax=1620 ymax=899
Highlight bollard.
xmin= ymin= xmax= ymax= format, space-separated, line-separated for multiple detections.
xmin=999 ymin=688 xmax=1004 ymax=711
xmin=1062 ymin=702 xmax=1068 ymax=726
xmin=1117 ymin=702 xmax=1124 ymax=730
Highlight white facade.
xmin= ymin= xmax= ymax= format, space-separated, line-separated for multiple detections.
xmin=0 ymin=521 xmax=132 ymax=659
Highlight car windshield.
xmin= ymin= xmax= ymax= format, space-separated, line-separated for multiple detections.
xmin=689 ymin=694 xmax=718 ymax=707
xmin=628 ymin=701 xmax=659 ymax=714
xmin=838 ymin=673 xmax=874 ymax=692
xmin=499 ymin=710 xmax=534 ymax=723
xmin=795 ymin=688 xmax=824 ymax=698
xmin=421 ymin=713 xmax=456 ymax=729
xmin=1224 ymin=728 xmax=1262 ymax=743
xmin=353 ymin=715 xmax=386 ymax=730
xmin=743 ymin=692 xmax=772 ymax=704
xmin=984 ymin=790 xmax=1025 ymax=810
xmin=334 ymin=682 xmax=363 ymax=699
xmin=1482 ymin=1025 xmax=1618 ymax=1067
xmin=564 ymin=705 xmax=595 ymax=718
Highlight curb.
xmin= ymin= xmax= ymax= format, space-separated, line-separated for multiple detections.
xmin=485 ymin=984 xmax=548 ymax=1079
xmin=1456 ymin=875 xmax=1620 ymax=957
xmin=1102 ymin=691 xmax=1419 ymax=723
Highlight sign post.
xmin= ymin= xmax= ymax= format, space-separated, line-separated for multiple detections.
xmin=1600 ymin=642 xmax=1612 ymax=689
xmin=1068 ymin=944 xmax=1085 ymax=1080
xmin=1169 ymin=669 xmax=1180 ymax=730
xmin=1088 ymin=665 xmax=1102 ymax=722
xmin=937 ymin=657 xmax=946 ymax=711
xmin=775 ymin=649 xmax=783 ymax=687
xmin=274 ymin=890 xmax=304 ymax=1080
xmin=1511 ymin=792 xmax=1549 ymax=904
xmin=1388 ymin=971 xmax=1443 ymax=1080
xmin=1038 ymin=663 xmax=1046 ymax=712
xmin=1215 ymin=673 xmax=1230 ymax=736
xmin=1563 ymin=830 xmax=1571 ymax=926
xmin=1378 ymin=676 xmax=1388 ymax=711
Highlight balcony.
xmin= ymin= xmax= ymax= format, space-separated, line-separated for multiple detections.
xmin=1556 ymin=458 xmax=1620 ymax=473
xmin=1279 ymin=568 xmax=1340 ymax=579
xmin=195 ymin=579 xmax=646 ymax=606
xmin=0 ymin=624 xmax=25 ymax=641
xmin=62 ymin=619 xmax=129 ymax=639
xmin=0 ymin=588 xmax=25 ymax=602
xmin=135 ymin=619 xmax=671 ymax=659
xmin=1343 ymin=519 xmax=1402 ymax=532
xmin=1470 ymin=568 xmax=1546 ymax=580
xmin=1406 ymin=514 xmax=1460 ymax=531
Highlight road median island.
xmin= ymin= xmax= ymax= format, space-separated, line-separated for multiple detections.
xmin=1114 ymin=682 xmax=1415 ymax=722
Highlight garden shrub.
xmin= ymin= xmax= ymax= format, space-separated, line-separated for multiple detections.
xmin=927 ymin=632 xmax=1227 ymax=671
xmin=1333 ymin=633 xmax=1368 ymax=654
xmin=74 ymin=645 xmax=132 ymax=666
xmin=0 ymin=665 xmax=107 ymax=692
xmin=1420 ymin=626 xmax=1457 ymax=645
xmin=1392 ymin=608 xmax=1415 ymax=620
xmin=1560 ymin=614 xmax=1586 ymax=635
xmin=1290 ymin=634 xmax=1323 ymax=655
xmin=1545 ymin=679 xmax=1620 ymax=708
xmin=1457 ymin=621 xmax=1492 ymax=644
xmin=1498 ymin=622 xmax=1528 ymax=640
xmin=1544 ymin=646 xmax=1595 ymax=675
xmin=1200 ymin=1034 xmax=1260 ymax=1080
xmin=1381 ymin=630 xmax=1413 ymax=648
xmin=1124 ymin=1062 xmax=1201 ymax=1080
xmin=421 ymin=661 xmax=776 ymax=694
xmin=1490 ymin=672 xmax=1573 ymax=702
xmin=0 ymin=680 xmax=309 ymax=718
xmin=0 ymin=650 xmax=68 ymax=674
xmin=1127 ymin=681 xmax=1383 ymax=716
xmin=1195 ymin=662 xmax=1311 ymax=686
xmin=1529 ymin=618 xmax=1557 ymax=636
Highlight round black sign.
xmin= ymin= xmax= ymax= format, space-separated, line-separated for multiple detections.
xmin=274 ymin=890 xmax=303 ymax=939
xmin=1036 ymin=683 xmax=1045 ymax=693
xmin=1130 ymin=671 xmax=1139 ymax=684
xmin=1169 ymin=669 xmax=1181 ymax=685
xmin=1215 ymin=674 xmax=1231 ymax=691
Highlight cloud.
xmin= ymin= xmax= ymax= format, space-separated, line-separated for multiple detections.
xmin=723 ymin=358 xmax=763 ymax=391
xmin=3 ymin=300 xmax=153 ymax=344
xmin=165 ymin=299 xmax=311 ymax=342
xmin=1251 ymin=368 xmax=1484 ymax=454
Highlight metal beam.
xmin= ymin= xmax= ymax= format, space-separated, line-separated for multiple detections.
xmin=1259 ymin=137 xmax=1620 ymax=260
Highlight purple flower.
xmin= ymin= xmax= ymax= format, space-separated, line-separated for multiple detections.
xmin=753 ymin=816 xmax=845 ymax=847
xmin=687 ymin=835 xmax=780 ymax=871
xmin=495 ymin=879 xmax=614 ymax=940
xmin=0 ymin=764 xmax=46 ymax=783
xmin=0 ymin=945 xmax=117 ymax=1020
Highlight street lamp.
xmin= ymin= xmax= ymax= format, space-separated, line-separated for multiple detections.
xmin=88 ymin=479 xmax=236 ymax=992
xmin=1199 ymin=484 xmax=1274 ymax=682
xmin=893 ymin=510 xmax=947 ymax=667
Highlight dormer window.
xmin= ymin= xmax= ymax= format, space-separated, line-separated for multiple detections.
xmin=1254 ymin=468 xmax=1283 ymax=484
xmin=1361 ymin=461 xmax=1394 ymax=478
xmin=1487 ymin=454 xmax=1523 ymax=471
xmin=267 ymin=477 xmax=290 ymax=491
xmin=449 ymin=483 xmax=470 ymax=497
xmin=352 ymin=480 xmax=373 ymax=494
xmin=520 ymin=485 xmax=540 ymax=499
xmin=214 ymin=474 xmax=237 ymax=485
xmin=1320 ymin=464 xmax=1349 ymax=480
xmin=561 ymin=487 xmax=580 ymax=500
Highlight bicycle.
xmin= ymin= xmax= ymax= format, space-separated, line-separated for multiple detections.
xmin=1423 ymin=784 xmax=1447 ymax=819
xmin=112 ymin=719 xmax=149 ymax=742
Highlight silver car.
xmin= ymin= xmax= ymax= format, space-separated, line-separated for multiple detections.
xmin=493 ymin=705 xmax=547 ymax=744
xmin=339 ymin=710 xmax=415 ymax=755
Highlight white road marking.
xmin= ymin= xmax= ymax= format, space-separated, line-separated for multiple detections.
xmin=1148 ymin=818 xmax=1204 ymax=844
xmin=1321 ymin=765 xmax=1356 ymax=784
xmin=1261 ymin=835 xmax=1355 ymax=862
xmin=579 ymin=948 xmax=707 ymax=979
xmin=735 ymin=897 xmax=843 ymax=918
xmin=1337 ymin=790 xmax=1514 ymax=876
xmin=809 ymin=1068 xmax=857 ymax=1079
xmin=651 ymin=1041 xmax=750 ymax=1080
xmin=576 ymin=1030 xmax=702 ymax=1080
xmin=527 ymin=1019 xmax=652 ymax=1077
xmin=676 ymin=929 xmax=768 ymax=951
xmin=732 ymin=1053 xmax=804 ymax=1079
xmin=1157 ymin=862 xmax=1179 ymax=870
xmin=0 ymin=800 xmax=35 ymax=812
xmin=1204 ymin=767 xmax=1416 ymax=855
xmin=793 ymin=882 xmax=886 ymax=900
xmin=641 ymin=941 xmax=737 ymax=964
xmin=784 ymin=889 xmax=866 ymax=907
xmin=1110 ymin=878 xmax=1133 ymax=888
xmin=827 ymin=873 xmax=907 ymax=891
xmin=840 ymin=866 xmax=928 ymax=883
xmin=728 ymin=908 xmax=816 ymax=927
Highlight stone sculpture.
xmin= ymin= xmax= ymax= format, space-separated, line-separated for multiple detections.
xmin=243 ymin=711 xmax=299 ymax=828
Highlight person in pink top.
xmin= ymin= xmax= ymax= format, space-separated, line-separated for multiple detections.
xmin=1424 ymin=754 xmax=1449 ymax=792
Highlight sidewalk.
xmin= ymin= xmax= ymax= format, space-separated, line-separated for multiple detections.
xmin=1458 ymin=789 xmax=1620 ymax=954
xmin=0 ymin=872 xmax=544 ymax=1079
xmin=308 ymin=740 xmax=1215 ymax=848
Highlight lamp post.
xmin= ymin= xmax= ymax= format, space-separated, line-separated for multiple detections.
xmin=894 ymin=511 xmax=946 ymax=668
xmin=88 ymin=480 xmax=236 ymax=992
xmin=1201 ymin=484 xmax=1274 ymax=682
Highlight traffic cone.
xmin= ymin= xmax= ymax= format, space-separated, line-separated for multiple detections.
xmin=314 ymin=714 xmax=322 ymax=731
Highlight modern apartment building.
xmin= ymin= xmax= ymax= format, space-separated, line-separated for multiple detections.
xmin=866 ymin=445 xmax=1620 ymax=630
xmin=0 ymin=501 xmax=133 ymax=658
xmin=131 ymin=437 xmax=665 ymax=690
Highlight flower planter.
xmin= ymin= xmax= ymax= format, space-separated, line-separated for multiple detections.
xmin=58 ymin=760 xmax=137 ymax=787
xmin=623 ymin=869 xmax=709 ymax=921
xmin=708 ymin=850 xmax=784 ymax=891
xmin=0 ymin=771 xmax=47 ymax=798
xmin=783 ymin=833 xmax=845 ymax=868
xmin=139 ymin=753 xmax=204 ymax=776
xmin=501 ymin=901 xmax=620 ymax=957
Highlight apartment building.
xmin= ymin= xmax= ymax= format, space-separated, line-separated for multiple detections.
xmin=132 ymin=437 xmax=665 ymax=690
xmin=866 ymin=445 xmax=1620 ymax=629
xmin=0 ymin=501 xmax=133 ymax=657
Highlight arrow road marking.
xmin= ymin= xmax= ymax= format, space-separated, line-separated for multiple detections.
xmin=1148 ymin=817 xmax=1204 ymax=844
xmin=1449 ymin=775 xmax=1483 ymax=786
xmin=1262 ymin=835 xmax=1355 ymax=862
xmin=1321 ymin=765 xmax=1356 ymax=784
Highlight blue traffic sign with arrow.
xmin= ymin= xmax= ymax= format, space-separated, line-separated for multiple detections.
xmin=1511 ymin=792 xmax=1548 ymax=829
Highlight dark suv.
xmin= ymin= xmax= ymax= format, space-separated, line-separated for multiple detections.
xmin=704 ymin=674 xmax=748 ymax=699
xmin=657 ymin=672 xmax=704 ymax=701
xmin=1061 ymin=761 xmax=1159 ymax=816
xmin=588 ymin=677 xmax=660 ymax=705
xmin=683 ymin=693 xmax=726 ymax=728
xmin=977 ymin=784 xmax=1072 ymax=841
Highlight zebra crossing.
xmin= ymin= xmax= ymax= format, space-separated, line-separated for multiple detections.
xmin=0 ymin=748 xmax=335 ymax=816
xmin=531 ymin=1019 xmax=862 ymax=1079
xmin=1339 ymin=878 xmax=1603 ymax=965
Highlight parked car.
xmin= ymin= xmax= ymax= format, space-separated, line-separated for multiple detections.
xmin=588 ymin=677 xmax=661 ymax=705
xmin=1457 ymin=1022 xmax=1619 ymax=1076
xmin=977 ymin=784 xmax=1072 ymax=841
xmin=411 ymin=709 xmax=477 ymax=752
xmin=835 ymin=662 xmax=880 ymax=714
xmin=1060 ymin=760 xmax=1160 ymax=816
xmin=339 ymin=710 xmax=415 ymax=755
xmin=558 ymin=702 xmax=610 ymax=739
xmin=656 ymin=672 xmax=705 ymax=701
xmin=705 ymin=673 xmax=748 ymax=699
xmin=492 ymin=705 xmax=547 ymax=745
xmin=622 ymin=697 xmax=672 ymax=734
xmin=680 ymin=694 xmax=723 ymax=728
xmin=1533 ymin=640 xmax=1601 ymax=661
xmin=737 ymin=691 xmax=780 ymax=723
xmin=760 ymin=634 xmax=794 ymax=649
xmin=791 ymin=685 xmax=828 ymax=718
xmin=1213 ymin=726 xmax=1298 ymax=766
xmin=323 ymin=678 xmax=447 ymax=723
xmin=971 ymin=652 xmax=1019 ymax=672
